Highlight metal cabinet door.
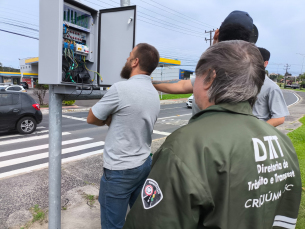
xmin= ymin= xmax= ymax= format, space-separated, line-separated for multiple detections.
xmin=98 ymin=6 xmax=136 ymax=86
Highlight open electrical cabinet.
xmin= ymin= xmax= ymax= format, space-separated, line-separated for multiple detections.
xmin=39 ymin=0 xmax=136 ymax=91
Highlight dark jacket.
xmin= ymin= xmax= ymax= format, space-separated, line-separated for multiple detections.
xmin=123 ymin=102 xmax=302 ymax=229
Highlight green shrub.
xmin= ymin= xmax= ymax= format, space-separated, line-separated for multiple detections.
xmin=62 ymin=100 xmax=75 ymax=106
xmin=279 ymin=83 xmax=282 ymax=87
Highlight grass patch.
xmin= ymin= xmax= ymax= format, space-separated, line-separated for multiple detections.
xmin=82 ymin=193 xmax=98 ymax=207
xmin=85 ymin=194 xmax=96 ymax=206
xmin=160 ymin=93 xmax=192 ymax=100
xmin=278 ymin=85 xmax=305 ymax=92
xmin=40 ymin=104 xmax=49 ymax=108
xmin=287 ymin=116 xmax=305 ymax=229
xmin=298 ymin=190 xmax=305 ymax=229
xmin=284 ymin=88 xmax=304 ymax=92
xmin=32 ymin=204 xmax=45 ymax=223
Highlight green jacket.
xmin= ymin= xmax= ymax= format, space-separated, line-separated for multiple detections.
xmin=123 ymin=102 xmax=302 ymax=229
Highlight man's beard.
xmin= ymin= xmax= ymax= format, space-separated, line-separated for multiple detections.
xmin=120 ymin=61 xmax=132 ymax=79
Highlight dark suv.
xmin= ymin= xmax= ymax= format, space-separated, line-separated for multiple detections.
xmin=0 ymin=90 xmax=42 ymax=134
xmin=20 ymin=82 xmax=29 ymax=89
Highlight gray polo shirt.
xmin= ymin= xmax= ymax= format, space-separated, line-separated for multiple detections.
xmin=92 ymin=74 xmax=160 ymax=170
xmin=253 ymin=76 xmax=289 ymax=121
xmin=191 ymin=77 xmax=201 ymax=116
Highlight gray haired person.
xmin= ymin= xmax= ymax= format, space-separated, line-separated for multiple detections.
xmin=123 ymin=40 xmax=301 ymax=229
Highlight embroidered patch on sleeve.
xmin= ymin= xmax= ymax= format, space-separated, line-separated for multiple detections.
xmin=141 ymin=178 xmax=163 ymax=209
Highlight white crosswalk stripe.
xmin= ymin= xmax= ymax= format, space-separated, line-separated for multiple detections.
xmin=0 ymin=127 xmax=48 ymax=140
xmin=0 ymin=141 xmax=104 ymax=168
xmin=0 ymin=149 xmax=104 ymax=179
xmin=62 ymin=115 xmax=87 ymax=121
xmin=0 ymin=132 xmax=71 ymax=146
xmin=0 ymin=128 xmax=105 ymax=179
xmin=0 ymin=137 xmax=92 ymax=158
xmin=0 ymin=112 xmax=176 ymax=180
xmin=153 ymin=130 xmax=171 ymax=136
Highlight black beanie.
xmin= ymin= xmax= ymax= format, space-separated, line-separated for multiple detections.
xmin=258 ymin=47 xmax=270 ymax=61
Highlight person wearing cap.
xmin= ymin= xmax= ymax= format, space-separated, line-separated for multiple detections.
xmin=123 ymin=40 xmax=302 ymax=229
xmin=252 ymin=48 xmax=289 ymax=127
xmin=152 ymin=10 xmax=258 ymax=116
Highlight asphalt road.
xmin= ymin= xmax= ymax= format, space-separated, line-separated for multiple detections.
xmin=0 ymin=103 xmax=192 ymax=179
xmin=0 ymin=90 xmax=298 ymax=179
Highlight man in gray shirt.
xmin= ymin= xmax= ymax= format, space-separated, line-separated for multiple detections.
xmin=87 ymin=43 xmax=160 ymax=229
xmin=152 ymin=11 xmax=258 ymax=116
xmin=253 ymin=48 xmax=289 ymax=127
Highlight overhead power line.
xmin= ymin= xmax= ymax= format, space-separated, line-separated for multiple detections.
xmin=137 ymin=12 xmax=206 ymax=35
xmin=132 ymin=3 xmax=210 ymax=32
xmin=140 ymin=0 xmax=216 ymax=28
xmin=0 ymin=21 xmax=39 ymax=32
xmin=0 ymin=29 xmax=39 ymax=40
xmin=0 ymin=8 xmax=38 ymax=20
xmin=137 ymin=18 xmax=204 ymax=38
xmin=0 ymin=17 xmax=39 ymax=27
xmin=82 ymin=0 xmax=207 ymax=39
xmin=0 ymin=27 xmax=38 ymax=37
xmin=84 ymin=0 xmax=208 ymax=38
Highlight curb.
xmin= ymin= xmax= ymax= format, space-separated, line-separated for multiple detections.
xmin=284 ymin=90 xmax=302 ymax=108
xmin=41 ymin=98 xmax=188 ymax=114
xmin=41 ymin=107 xmax=90 ymax=114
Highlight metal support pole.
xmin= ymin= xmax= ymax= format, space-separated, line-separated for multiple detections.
xmin=48 ymin=85 xmax=63 ymax=229
xmin=120 ymin=0 xmax=130 ymax=6
xmin=301 ymin=56 xmax=305 ymax=74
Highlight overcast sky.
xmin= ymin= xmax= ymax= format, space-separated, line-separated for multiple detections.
xmin=0 ymin=0 xmax=304 ymax=76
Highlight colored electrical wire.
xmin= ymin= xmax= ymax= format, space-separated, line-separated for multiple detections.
xmin=82 ymin=56 xmax=103 ymax=82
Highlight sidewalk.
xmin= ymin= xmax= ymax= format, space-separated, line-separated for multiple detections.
xmin=2 ymin=92 xmax=304 ymax=229
xmin=276 ymin=90 xmax=304 ymax=134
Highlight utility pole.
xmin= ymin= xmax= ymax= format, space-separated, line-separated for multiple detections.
xmin=283 ymin=64 xmax=291 ymax=88
xmin=205 ymin=29 xmax=217 ymax=46
xmin=276 ymin=64 xmax=282 ymax=83
xmin=296 ymin=53 xmax=305 ymax=75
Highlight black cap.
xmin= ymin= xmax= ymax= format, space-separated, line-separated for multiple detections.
xmin=258 ymin=48 xmax=271 ymax=61
xmin=221 ymin=11 xmax=259 ymax=43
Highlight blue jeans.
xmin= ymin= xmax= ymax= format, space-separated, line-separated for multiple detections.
xmin=99 ymin=156 xmax=152 ymax=229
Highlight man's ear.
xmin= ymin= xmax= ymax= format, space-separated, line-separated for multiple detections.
xmin=213 ymin=29 xmax=220 ymax=45
xmin=203 ymin=70 xmax=216 ymax=89
xmin=264 ymin=61 xmax=269 ymax=68
xmin=131 ymin=58 xmax=139 ymax=68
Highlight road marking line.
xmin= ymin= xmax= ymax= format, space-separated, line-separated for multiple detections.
xmin=62 ymin=115 xmax=87 ymax=122
xmin=0 ymin=132 xmax=71 ymax=146
xmin=34 ymin=130 xmax=49 ymax=134
xmin=0 ymin=129 xmax=49 ymax=140
xmin=287 ymin=91 xmax=301 ymax=107
xmin=36 ymin=126 xmax=46 ymax=129
xmin=158 ymin=113 xmax=191 ymax=120
xmin=160 ymin=106 xmax=185 ymax=110
xmin=0 ymin=141 xmax=104 ymax=168
xmin=0 ymin=137 xmax=92 ymax=158
xmin=153 ymin=130 xmax=171 ymax=136
xmin=0 ymin=150 xmax=104 ymax=179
